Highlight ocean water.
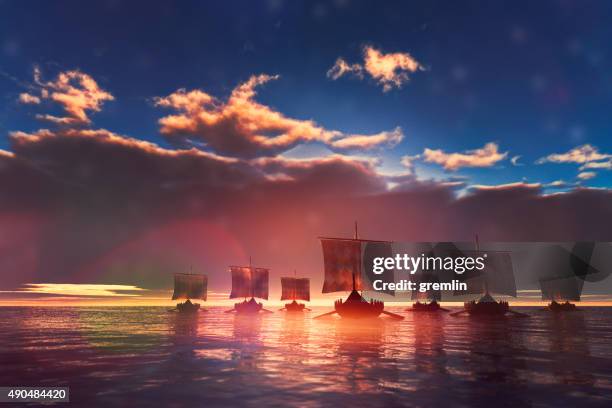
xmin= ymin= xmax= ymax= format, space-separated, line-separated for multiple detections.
xmin=1 ymin=306 xmax=612 ymax=407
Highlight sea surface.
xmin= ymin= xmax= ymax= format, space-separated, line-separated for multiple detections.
xmin=1 ymin=306 xmax=612 ymax=407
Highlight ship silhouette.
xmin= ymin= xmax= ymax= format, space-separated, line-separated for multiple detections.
xmin=537 ymin=242 xmax=609 ymax=312
xmin=171 ymin=270 xmax=207 ymax=313
xmin=314 ymin=222 xmax=403 ymax=320
xmin=226 ymin=257 xmax=273 ymax=314
xmin=451 ymin=236 xmax=527 ymax=318
xmin=279 ymin=271 xmax=311 ymax=312
xmin=406 ymin=243 xmax=451 ymax=313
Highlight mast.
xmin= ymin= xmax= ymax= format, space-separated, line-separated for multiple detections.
xmin=475 ymin=234 xmax=490 ymax=296
xmin=354 ymin=221 xmax=358 ymax=292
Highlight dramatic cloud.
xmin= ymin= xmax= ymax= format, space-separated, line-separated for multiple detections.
xmin=328 ymin=46 xmax=424 ymax=91
xmin=578 ymin=171 xmax=597 ymax=180
xmin=155 ymin=74 xmax=403 ymax=157
xmin=537 ymin=144 xmax=612 ymax=181
xmin=20 ymin=67 xmax=114 ymax=125
xmin=421 ymin=142 xmax=508 ymax=171
xmin=2 ymin=68 xmax=612 ymax=300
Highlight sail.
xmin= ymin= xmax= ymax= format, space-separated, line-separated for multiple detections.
xmin=540 ymin=276 xmax=583 ymax=301
xmin=280 ymin=277 xmax=310 ymax=301
xmin=535 ymin=245 xmax=585 ymax=301
xmin=456 ymin=251 xmax=516 ymax=297
xmin=229 ymin=266 xmax=269 ymax=299
xmin=172 ymin=273 xmax=207 ymax=300
xmin=320 ymin=238 xmax=394 ymax=294
xmin=321 ymin=239 xmax=363 ymax=293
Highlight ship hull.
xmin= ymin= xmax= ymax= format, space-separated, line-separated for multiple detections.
xmin=464 ymin=300 xmax=509 ymax=316
xmin=334 ymin=291 xmax=384 ymax=319
xmin=409 ymin=301 xmax=442 ymax=312
xmin=234 ymin=298 xmax=263 ymax=314
xmin=547 ymin=301 xmax=578 ymax=312
xmin=176 ymin=301 xmax=200 ymax=313
xmin=285 ymin=300 xmax=305 ymax=312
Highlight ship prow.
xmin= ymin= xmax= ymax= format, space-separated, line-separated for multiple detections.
xmin=234 ymin=297 xmax=263 ymax=314
xmin=546 ymin=300 xmax=579 ymax=312
xmin=333 ymin=290 xmax=384 ymax=319
xmin=407 ymin=300 xmax=448 ymax=313
xmin=284 ymin=300 xmax=306 ymax=312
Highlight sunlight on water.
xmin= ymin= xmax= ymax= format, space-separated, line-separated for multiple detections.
xmin=1 ymin=307 xmax=612 ymax=407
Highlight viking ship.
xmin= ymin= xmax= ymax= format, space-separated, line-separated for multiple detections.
xmin=408 ymin=272 xmax=450 ymax=312
xmin=314 ymin=223 xmax=403 ymax=320
xmin=537 ymin=242 xmax=606 ymax=312
xmin=226 ymin=258 xmax=271 ymax=314
xmin=451 ymin=237 xmax=526 ymax=318
xmin=172 ymin=272 xmax=207 ymax=313
xmin=406 ymin=243 xmax=450 ymax=313
xmin=279 ymin=272 xmax=310 ymax=312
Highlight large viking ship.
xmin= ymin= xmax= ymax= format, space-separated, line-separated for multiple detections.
xmin=172 ymin=272 xmax=207 ymax=313
xmin=227 ymin=259 xmax=270 ymax=314
xmin=451 ymin=237 xmax=526 ymax=318
xmin=314 ymin=223 xmax=403 ymax=320
xmin=279 ymin=272 xmax=310 ymax=312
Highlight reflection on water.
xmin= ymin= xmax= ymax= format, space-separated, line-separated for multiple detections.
xmin=1 ymin=307 xmax=612 ymax=407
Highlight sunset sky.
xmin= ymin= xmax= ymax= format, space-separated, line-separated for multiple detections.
xmin=1 ymin=1 xmax=611 ymax=304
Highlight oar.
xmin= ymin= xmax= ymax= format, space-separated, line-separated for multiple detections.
xmin=224 ymin=308 xmax=236 ymax=313
xmin=278 ymin=308 xmax=286 ymax=311
xmin=450 ymin=309 xmax=468 ymax=317
xmin=439 ymin=307 xmax=451 ymax=312
xmin=167 ymin=308 xmax=177 ymax=312
xmin=261 ymin=308 xmax=274 ymax=313
xmin=508 ymin=309 xmax=529 ymax=318
xmin=304 ymin=307 xmax=311 ymax=311
xmin=313 ymin=310 xmax=337 ymax=319
xmin=381 ymin=310 xmax=404 ymax=320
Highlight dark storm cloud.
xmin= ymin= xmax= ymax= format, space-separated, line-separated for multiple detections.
xmin=1 ymin=125 xmax=611 ymax=293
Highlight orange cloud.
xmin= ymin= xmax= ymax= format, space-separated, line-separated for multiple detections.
xmin=363 ymin=46 xmax=424 ymax=91
xmin=18 ymin=93 xmax=41 ymax=104
xmin=422 ymin=142 xmax=508 ymax=171
xmin=155 ymin=74 xmax=403 ymax=157
xmin=537 ymin=144 xmax=611 ymax=165
xmin=22 ymin=67 xmax=114 ymax=125
xmin=577 ymin=171 xmax=597 ymax=180
xmin=326 ymin=57 xmax=363 ymax=80
xmin=328 ymin=46 xmax=425 ymax=91
xmin=7 ymin=283 xmax=147 ymax=297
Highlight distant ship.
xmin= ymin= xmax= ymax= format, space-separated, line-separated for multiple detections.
xmin=451 ymin=237 xmax=526 ymax=318
xmin=226 ymin=258 xmax=271 ymax=314
xmin=407 ymin=274 xmax=450 ymax=313
xmin=406 ymin=243 xmax=450 ymax=313
xmin=314 ymin=223 xmax=403 ymax=320
xmin=172 ymin=272 xmax=207 ymax=313
xmin=537 ymin=242 xmax=607 ymax=312
xmin=279 ymin=272 xmax=310 ymax=312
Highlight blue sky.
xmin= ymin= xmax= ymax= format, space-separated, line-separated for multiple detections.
xmin=1 ymin=0 xmax=612 ymax=189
